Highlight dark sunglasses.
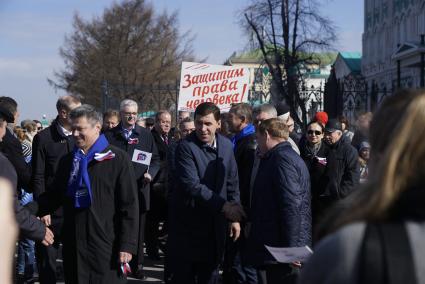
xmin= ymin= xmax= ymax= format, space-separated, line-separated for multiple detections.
xmin=307 ymin=130 xmax=322 ymax=135
xmin=37 ymin=127 xmax=42 ymax=130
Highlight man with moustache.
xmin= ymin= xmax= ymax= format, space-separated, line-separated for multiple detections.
xmin=105 ymin=99 xmax=160 ymax=279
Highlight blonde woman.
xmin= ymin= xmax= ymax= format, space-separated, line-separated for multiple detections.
xmin=299 ymin=89 xmax=425 ymax=284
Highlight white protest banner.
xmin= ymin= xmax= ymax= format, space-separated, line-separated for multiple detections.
xmin=178 ymin=62 xmax=251 ymax=112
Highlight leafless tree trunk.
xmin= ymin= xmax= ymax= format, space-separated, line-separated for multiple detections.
xmin=243 ymin=0 xmax=336 ymax=127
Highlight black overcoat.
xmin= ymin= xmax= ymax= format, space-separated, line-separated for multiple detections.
xmin=0 ymin=127 xmax=31 ymax=190
xmin=32 ymin=144 xmax=139 ymax=284
xmin=0 ymin=152 xmax=45 ymax=241
xmin=167 ymin=132 xmax=240 ymax=266
xmin=105 ymin=124 xmax=160 ymax=212
xmin=31 ymin=118 xmax=74 ymax=233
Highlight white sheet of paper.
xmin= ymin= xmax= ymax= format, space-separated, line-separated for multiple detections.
xmin=131 ymin=149 xmax=152 ymax=166
xmin=265 ymin=245 xmax=313 ymax=263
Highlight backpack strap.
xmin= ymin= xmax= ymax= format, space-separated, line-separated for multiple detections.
xmin=381 ymin=223 xmax=416 ymax=284
xmin=359 ymin=223 xmax=386 ymax=284
xmin=359 ymin=222 xmax=417 ymax=284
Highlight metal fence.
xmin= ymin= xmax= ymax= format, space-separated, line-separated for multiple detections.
xmin=101 ymin=80 xmax=180 ymax=121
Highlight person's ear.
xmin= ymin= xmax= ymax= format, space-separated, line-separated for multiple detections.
xmin=265 ymin=130 xmax=270 ymax=141
xmin=59 ymin=109 xmax=67 ymax=119
xmin=95 ymin=122 xmax=102 ymax=133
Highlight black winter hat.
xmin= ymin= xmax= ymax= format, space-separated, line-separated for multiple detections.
xmin=324 ymin=119 xmax=342 ymax=132
xmin=275 ymin=102 xmax=290 ymax=117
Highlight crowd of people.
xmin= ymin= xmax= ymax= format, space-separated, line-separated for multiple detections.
xmin=2 ymin=88 xmax=423 ymax=284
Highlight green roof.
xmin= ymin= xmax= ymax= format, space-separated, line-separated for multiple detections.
xmin=138 ymin=111 xmax=155 ymax=118
xmin=339 ymin=52 xmax=362 ymax=73
xmin=229 ymin=48 xmax=337 ymax=67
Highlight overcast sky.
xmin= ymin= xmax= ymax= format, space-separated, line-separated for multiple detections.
xmin=0 ymin=0 xmax=363 ymax=121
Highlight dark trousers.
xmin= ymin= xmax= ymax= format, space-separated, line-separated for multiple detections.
xmin=35 ymin=240 xmax=62 ymax=284
xmin=257 ymin=264 xmax=299 ymax=284
xmin=130 ymin=212 xmax=146 ymax=270
xmin=222 ymin=236 xmax=258 ymax=284
xmin=170 ymin=261 xmax=219 ymax=284
xmin=145 ymin=187 xmax=167 ymax=255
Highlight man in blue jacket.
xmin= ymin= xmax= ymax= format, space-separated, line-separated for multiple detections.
xmin=167 ymin=102 xmax=244 ymax=284
xmin=247 ymin=118 xmax=311 ymax=284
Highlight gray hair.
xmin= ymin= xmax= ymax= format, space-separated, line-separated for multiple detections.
xmin=56 ymin=95 xmax=81 ymax=112
xmin=255 ymin=104 xmax=277 ymax=118
xmin=155 ymin=110 xmax=172 ymax=122
xmin=120 ymin=99 xmax=138 ymax=111
xmin=69 ymin=104 xmax=103 ymax=126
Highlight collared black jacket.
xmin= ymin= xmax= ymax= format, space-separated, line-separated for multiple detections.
xmin=234 ymin=133 xmax=256 ymax=212
xmin=0 ymin=152 xmax=45 ymax=241
xmin=323 ymin=136 xmax=360 ymax=200
xmin=31 ymin=118 xmax=74 ymax=229
xmin=151 ymin=128 xmax=173 ymax=187
xmin=30 ymin=144 xmax=139 ymax=284
xmin=247 ymin=141 xmax=311 ymax=266
xmin=167 ymin=132 xmax=240 ymax=265
xmin=0 ymin=127 xmax=31 ymax=190
xmin=105 ymin=124 xmax=160 ymax=212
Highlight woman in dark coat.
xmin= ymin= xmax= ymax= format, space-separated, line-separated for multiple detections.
xmin=300 ymin=121 xmax=330 ymax=231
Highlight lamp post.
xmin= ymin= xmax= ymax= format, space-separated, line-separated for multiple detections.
xmin=420 ymin=34 xmax=424 ymax=88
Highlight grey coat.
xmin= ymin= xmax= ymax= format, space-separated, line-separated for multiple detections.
xmin=299 ymin=222 xmax=425 ymax=284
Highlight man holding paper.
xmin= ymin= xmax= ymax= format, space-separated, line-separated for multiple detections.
xmin=105 ymin=99 xmax=160 ymax=279
xmin=247 ymin=118 xmax=311 ymax=284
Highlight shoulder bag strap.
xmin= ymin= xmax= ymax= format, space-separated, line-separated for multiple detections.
xmin=359 ymin=222 xmax=417 ymax=284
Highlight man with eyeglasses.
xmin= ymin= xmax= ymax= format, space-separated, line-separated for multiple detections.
xmin=320 ymin=119 xmax=360 ymax=214
xmin=105 ymin=99 xmax=160 ymax=279
xmin=33 ymin=120 xmax=43 ymax=132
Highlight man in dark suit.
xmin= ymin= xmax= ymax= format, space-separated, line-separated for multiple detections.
xmin=167 ymin=102 xmax=244 ymax=284
xmin=224 ymin=103 xmax=258 ymax=284
xmin=147 ymin=110 xmax=172 ymax=259
xmin=0 ymin=104 xmax=54 ymax=246
xmin=31 ymin=95 xmax=81 ymax=283
xmin=29 ymin=104 xmax=139 ymax=283
xmin=0 ymin=96 xmax=32 ymax=190
xmin=105 ymin=99 xmax=160 ymax=279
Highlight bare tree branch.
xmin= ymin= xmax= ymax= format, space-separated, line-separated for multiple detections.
xmin=241 ymin=0 xmax=337 ymax=127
